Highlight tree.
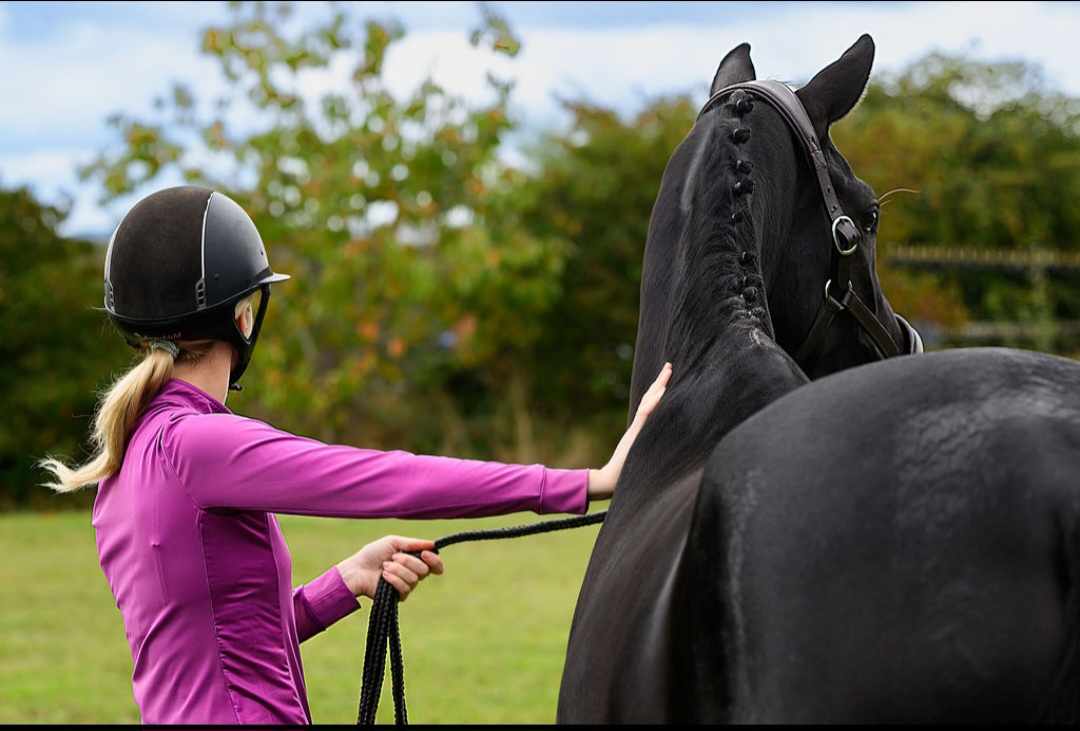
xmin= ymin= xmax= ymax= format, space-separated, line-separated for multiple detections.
xmin=0 ymin=186 xmax=127 ymax=508
xmin=500 ymin=97 xmax=697 ymax=441
xmin=80 ymin=2 xmax=571 ymax=462
xmin=833 ymin=53 xmax=1080 ymax=331
xmin=9 ymin=5 xmax=1080 ymax=508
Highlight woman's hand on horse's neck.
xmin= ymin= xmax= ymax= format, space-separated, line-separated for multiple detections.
xmin=588 ymin=362 xmax=672 ymax=500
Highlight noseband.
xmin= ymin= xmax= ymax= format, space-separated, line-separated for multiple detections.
xmin=699 ymin=79 xmax=923 ymax=365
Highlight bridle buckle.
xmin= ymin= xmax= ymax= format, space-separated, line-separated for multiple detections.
xmin=831 ymin=215 xmax=859 ymax=256
xmin=824 ymin=278 xmax=852 ymax=309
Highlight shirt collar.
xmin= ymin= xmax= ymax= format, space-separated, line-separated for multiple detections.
xmin=152 ymin=378 xmax=232 ymax=415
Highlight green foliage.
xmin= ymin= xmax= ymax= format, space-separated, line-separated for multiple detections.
xmin=6 ymin=3 xmax=1080 ymax=507
xmin=79 ymin=2 xmax=571 ymax=461
xmin=833 ymin=53 xmax=1080 ymax=326
xmin=0 ymin=188 xmax=127 ymax=508
xmin=504 ymin=98 xmax=697 ymax=431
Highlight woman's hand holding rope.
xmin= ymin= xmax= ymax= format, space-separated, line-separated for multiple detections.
xmin=337 ymin=536 xmax=445 ymax=601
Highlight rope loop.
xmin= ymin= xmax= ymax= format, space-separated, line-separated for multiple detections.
xmin=356 ymin=510 xmax=606 ymax=725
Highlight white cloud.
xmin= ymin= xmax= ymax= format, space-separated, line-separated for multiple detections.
xmin=381 ymin=1 xmax=1080 ymax=128
xmin=1 ymin=1 xmax=1078 ymax=237
xmin=0 ymin=149 xmax=83 ymax=185
xmin=0 ymin=20 xmax=222 ymax=144
xmin=0 ymin=147 xmax=103 ymax=232
xmin=0 ymin=145 xmax=194 ymax=235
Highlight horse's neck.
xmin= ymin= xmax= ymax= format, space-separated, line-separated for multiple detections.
xmin=679 ymin=315 xmax=806 ymax=431
xmin=630 ymin=102 xmax=803 ymax=414
xmin=622 ymin=319 xmax=807 ymax=504
xmin=625 ymin=105 xmax=808 ymax=493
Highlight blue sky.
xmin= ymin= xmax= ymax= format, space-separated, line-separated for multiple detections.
xmin=2 ymin=1 xmax=1078 ymax=237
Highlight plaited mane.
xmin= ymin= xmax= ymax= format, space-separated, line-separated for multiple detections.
xmin=665 ymin=89 xmax=774 ymax=372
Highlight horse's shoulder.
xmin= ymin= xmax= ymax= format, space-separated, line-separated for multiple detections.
xmin=694 ymin=347 xmax=1080 ymax=522
xmin=720 ymin=348 xmax=1079 ymax=447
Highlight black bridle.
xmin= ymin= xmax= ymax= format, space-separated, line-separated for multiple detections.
xmin=699 ymin=79 xmax=923 ymax=368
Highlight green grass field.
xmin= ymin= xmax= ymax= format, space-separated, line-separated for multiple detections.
xmin=0 ymin=509 xmax=603 ymax=724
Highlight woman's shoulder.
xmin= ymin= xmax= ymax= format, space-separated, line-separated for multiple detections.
xmin=158 ymin=408 xmax=295 ymax=475
xmin=159 ymin=409 xmax=250 ymax=455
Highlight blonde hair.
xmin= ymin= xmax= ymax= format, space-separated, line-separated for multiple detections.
xmin=40 ymin=295 xmax=258 ymax=493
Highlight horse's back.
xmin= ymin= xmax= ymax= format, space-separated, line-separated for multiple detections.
xmin=690 ymin=347 xmax=1080 ymax=722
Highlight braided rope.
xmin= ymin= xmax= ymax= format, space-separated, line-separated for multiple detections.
xmin=356 ymin=510 xmax=607 ymax=725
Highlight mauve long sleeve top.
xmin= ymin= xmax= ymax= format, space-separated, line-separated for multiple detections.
xmin=92 ymin=378 xmax=589 ymax=724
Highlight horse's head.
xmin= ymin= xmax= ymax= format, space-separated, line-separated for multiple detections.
xmin=712 ymin=35 xmax=923 ymax=379
xmin=629 ymin=34 xmax=921 ymax=414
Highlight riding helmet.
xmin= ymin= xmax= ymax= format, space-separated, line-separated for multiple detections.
xmin=103 ymin=185 xmax=290 ymax=388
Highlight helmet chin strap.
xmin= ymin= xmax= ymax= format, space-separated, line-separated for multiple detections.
xmin=231 ymin=306 xmax=253 ymax=391
xmin=228 ymin=323 xmax=247 ymax=392
xmin=227 ymin=291 xmax=264 ymax=392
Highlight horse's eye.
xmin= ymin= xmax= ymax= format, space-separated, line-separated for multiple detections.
xmin=866 ymin=208 xmax=879 ymax=233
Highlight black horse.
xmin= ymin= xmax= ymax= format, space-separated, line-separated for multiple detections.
xmin=558 ymin=35 xmax=1080 ymax=723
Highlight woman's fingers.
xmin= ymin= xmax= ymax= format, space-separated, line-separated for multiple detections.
xmin=382 ymin=561 xmax=421 ymax=601
xmin=636 ymin=362 xmax=672 ymax=420
xmin=420 ymin=550 xmax=444 ymax=575
xmin=388 ymin=539 xmax=444 ymax=576
xmin=644 ymin=362 xmax=672 ymax=402
xmin=392 ymin=552 xmax=430 ymax=577
xmin=382 ymin=570 xmax=412 ymax=600
xmin=388 ymin=535 xmax=436 ymax=553
xmin=366 ymin=536 xmax=447 ymax=600
xmin=384 ymin=560 xmax=420 ymax=586
xmin=651 ymin=361 xmax=673 ymax=393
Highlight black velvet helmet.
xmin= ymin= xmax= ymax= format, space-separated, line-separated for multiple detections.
xmin=103 ymin=186 xmax=290 ymax=388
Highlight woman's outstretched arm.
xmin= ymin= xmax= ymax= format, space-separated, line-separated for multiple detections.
xmin=163 ymin=363 xmax=669 ymax=634
xmin=161 ymin=363 xmax=671 ymax=520
xmin=162 ymin=416 xmax=589 ymax=518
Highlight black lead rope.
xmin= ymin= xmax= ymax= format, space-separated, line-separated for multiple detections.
xmin=356 ymin=510 xmax=607 ymax=725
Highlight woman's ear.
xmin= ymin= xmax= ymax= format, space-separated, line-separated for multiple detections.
xmin=796 ymin=34 xmax=875 ymax=141
xmin=236 ymin=303 xmax=254 ymax=339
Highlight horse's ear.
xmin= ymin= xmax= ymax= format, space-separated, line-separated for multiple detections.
xmin=796 ymin=34 xmax=875 ymax=140
xmin=710 ymin=43 xmax=756 ymax=96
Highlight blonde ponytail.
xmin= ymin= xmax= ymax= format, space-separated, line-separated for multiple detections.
xmin=42 ymin=292 xmax=256 ymax=493
xmin=40 ymin=341 xmax=212 ymax=492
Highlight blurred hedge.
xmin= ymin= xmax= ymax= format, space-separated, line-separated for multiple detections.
xmin=0 ymin=189 xmax=127 ymax=508
xmin=6 ymin=3 xmax=1080 ymax=508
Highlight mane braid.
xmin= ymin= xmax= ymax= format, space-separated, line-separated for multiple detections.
xmin=614 ymin=90 xmax=804 ymax=506
xmin=665 ymin=90 xmax=772 ymax=372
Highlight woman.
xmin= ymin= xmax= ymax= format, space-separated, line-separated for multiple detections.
xmin=41 ymin=186 xmax=671 ymax=724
